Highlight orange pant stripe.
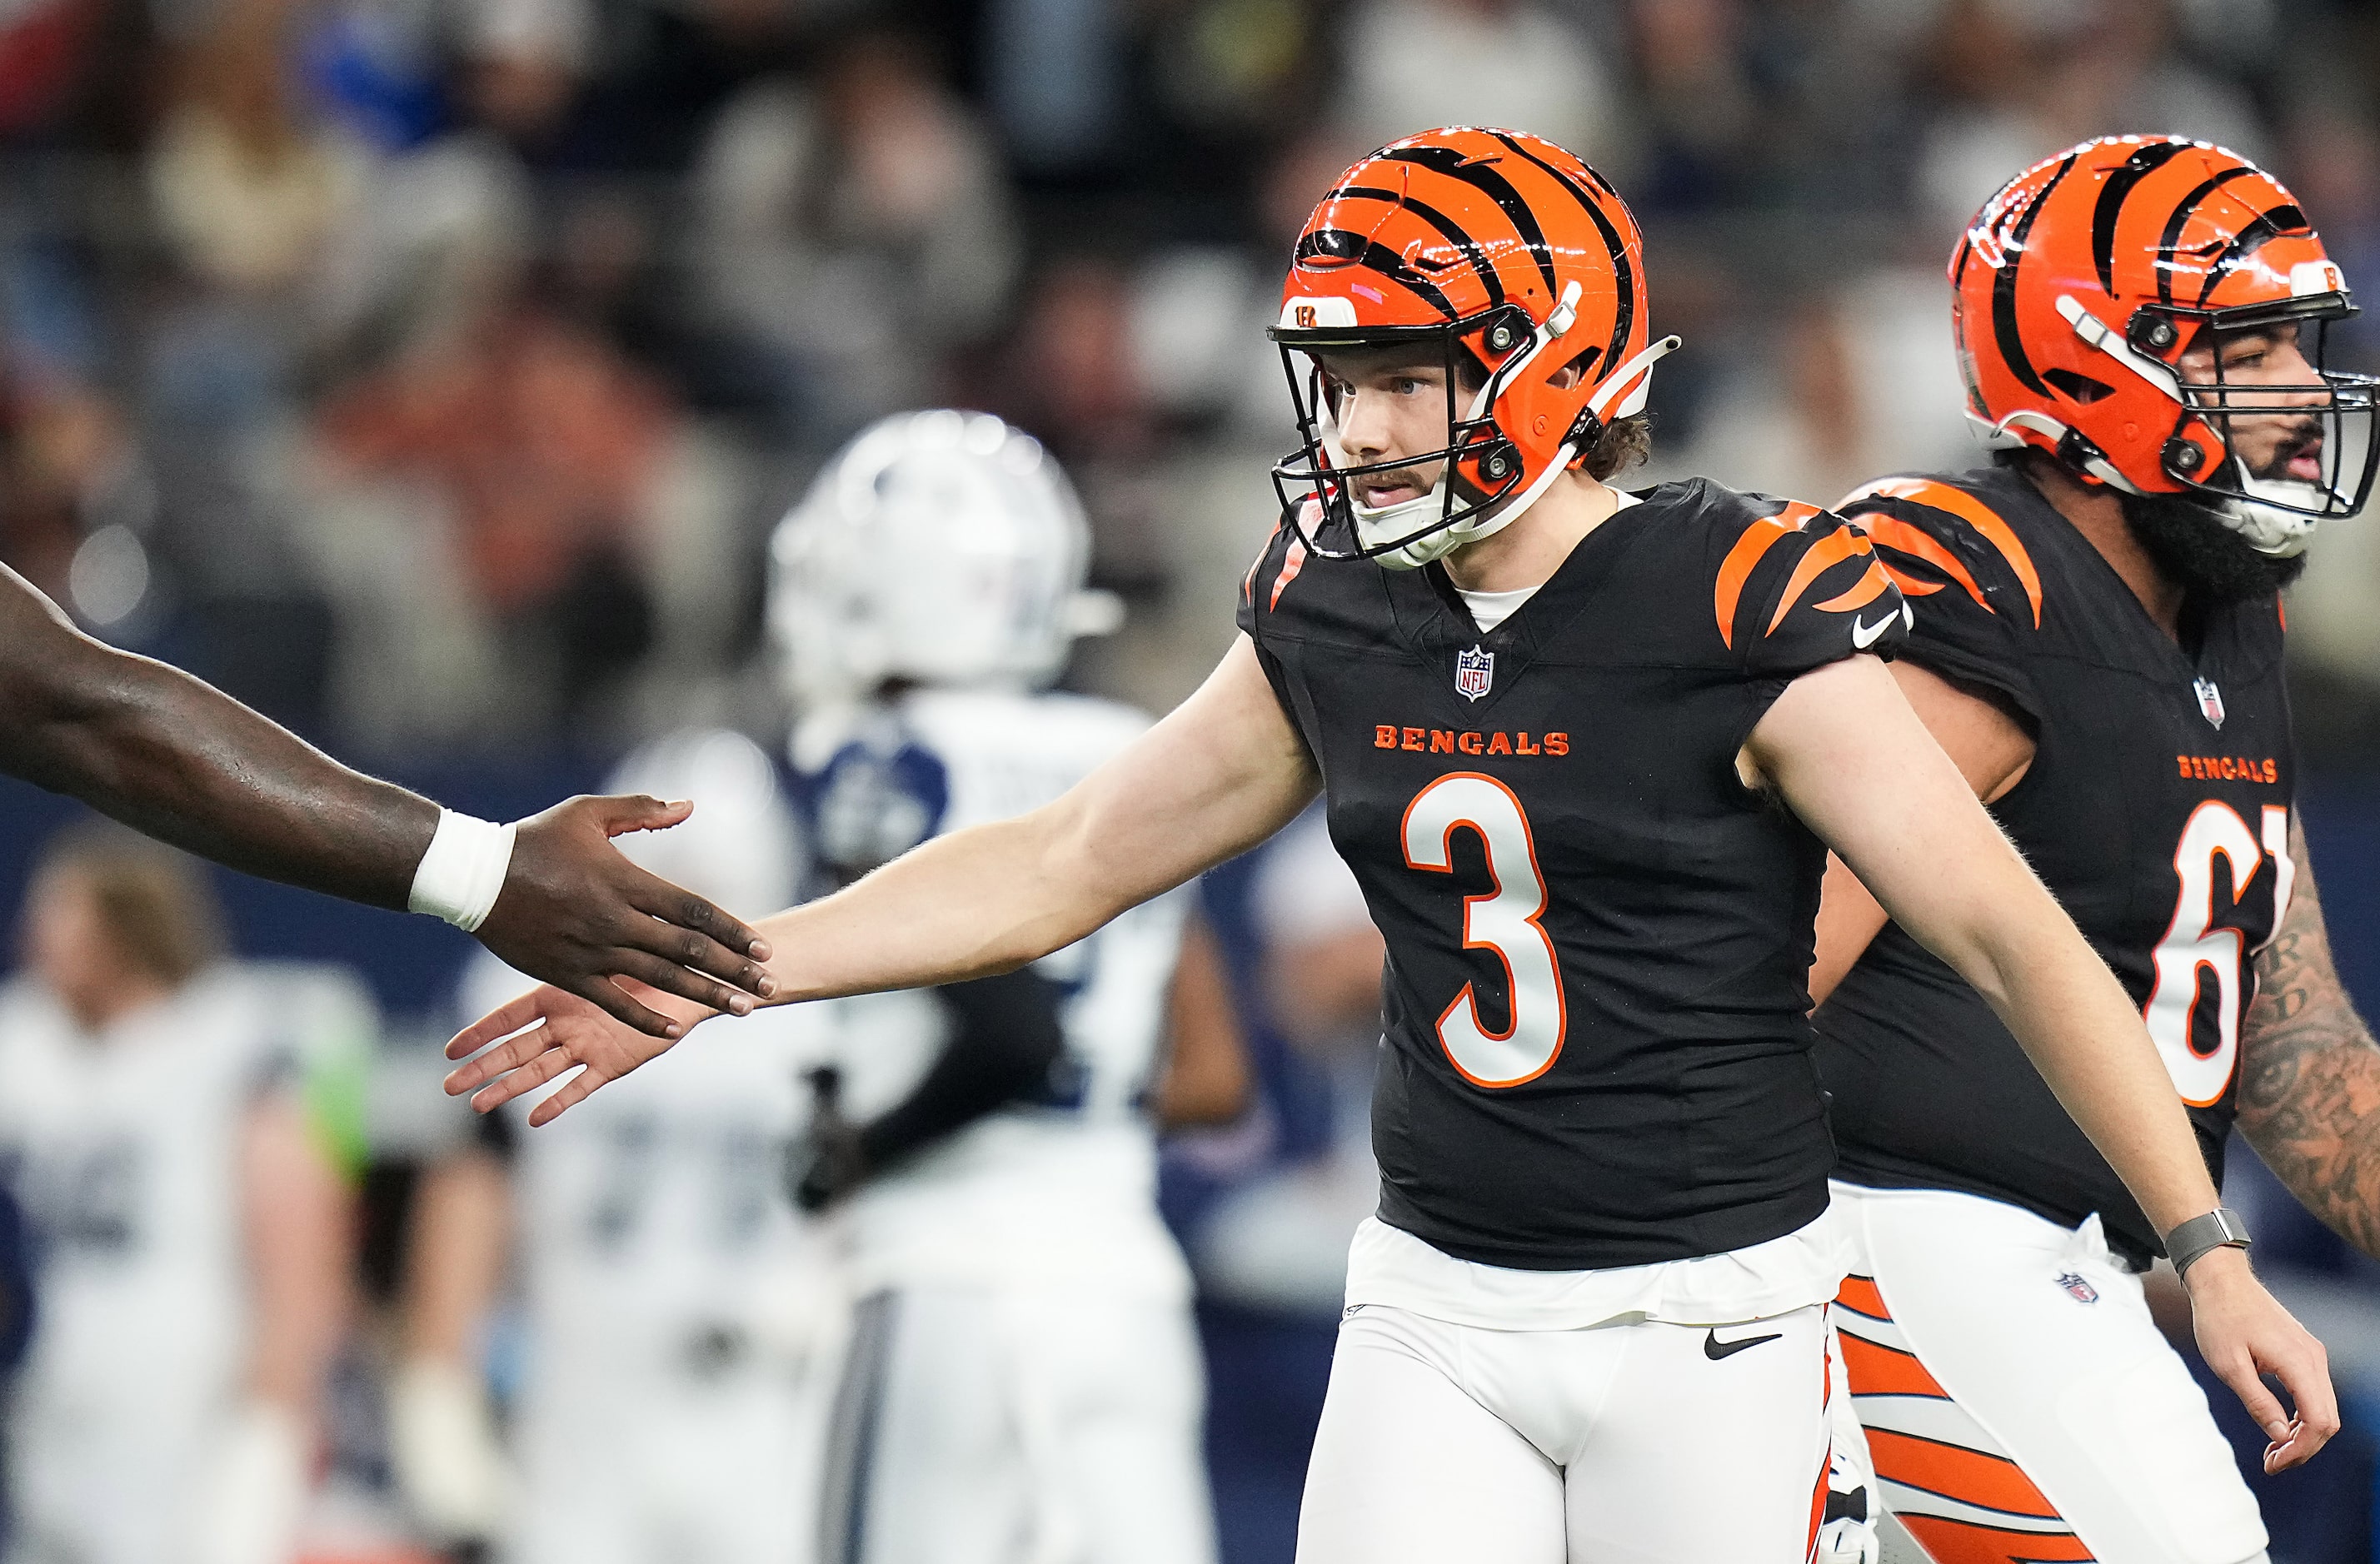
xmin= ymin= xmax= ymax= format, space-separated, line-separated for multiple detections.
xmin=1897 ymin=1513 xmax=2097 ymax=1563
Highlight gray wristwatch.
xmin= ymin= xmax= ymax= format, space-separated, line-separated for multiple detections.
xmin=2165 ymin=1208 xmax=2252 ymax=1278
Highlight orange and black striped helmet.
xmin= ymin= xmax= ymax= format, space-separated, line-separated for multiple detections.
xmin=1269 ymin=127 xmax=1679 ymax=568
xmin=1953 ymin=135 xmax=2378 ymax=553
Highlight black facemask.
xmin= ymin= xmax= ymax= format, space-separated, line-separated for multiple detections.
xmin=2119 ymin=488 xmax=2307 ymax=605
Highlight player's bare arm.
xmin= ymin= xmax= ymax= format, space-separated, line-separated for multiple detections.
xmin=1749 ymin=653 xmax=2335 ymax=1467
xmin=0 ymin=563 xmax=772 ymax=1034
xmin=446 ymin=634 xmax=1320 ymax=1123
xmin=2235 ymin=817 xmax=2380 ymax=1257
xmin=1807 ymin=661 xmax=2034 ymax=1005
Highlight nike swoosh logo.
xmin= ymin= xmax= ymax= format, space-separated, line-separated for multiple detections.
xmin=1704 ymin=1327 xmax=1784 ymax=1361
xmin=1851 ymin=612 xmax=1894 ymax=650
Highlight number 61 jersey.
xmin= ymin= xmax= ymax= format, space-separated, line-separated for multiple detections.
xmin=1239 ymin=479 xmax=1908 ymax=1273
xmin=1813 ymin=464 xmax=2293 ymax=1270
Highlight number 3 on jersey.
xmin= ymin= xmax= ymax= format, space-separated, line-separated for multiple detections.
xmin=1401 ymin=774 xmax=1567 ymax=1087
xmin=2146 ymin=802 xmax=2294 ymax=1106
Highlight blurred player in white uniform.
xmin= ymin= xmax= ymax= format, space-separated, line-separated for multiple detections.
xmin=396 ymin=729 xmax=838 ymax=1564
xmin=771 ymin=410 xmax=1245 ymax=1564
xmin=0 ymin=827 xmax=367 ymax=1564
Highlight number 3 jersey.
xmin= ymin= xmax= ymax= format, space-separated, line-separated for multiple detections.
xmin=1812 ymin=464 xmax=2293 ymax=1268
xmin=1239 ymin=478 xmax=1908 ymax=1273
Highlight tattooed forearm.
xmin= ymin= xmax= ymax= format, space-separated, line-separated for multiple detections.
xmin=2238 ymin=818 xmax=2380 ymax=1258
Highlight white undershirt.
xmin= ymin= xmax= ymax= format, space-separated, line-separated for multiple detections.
xmin=1454 ymin=489 xmax=1640 ymax=633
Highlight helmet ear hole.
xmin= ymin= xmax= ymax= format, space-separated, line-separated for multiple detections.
xmin=2043 ymin=367 xmax=2115 ymax=405
xmin=1553 ymin=343 xmax=1604 ymax=391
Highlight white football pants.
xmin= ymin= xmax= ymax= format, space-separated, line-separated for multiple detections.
xmin=820 ymin=1287 xmax=1216 ymax=1564
xmin=1295 ymin=1301 xmax=1832 ymax=1563
xmin=1828 ymin=1181 xmax=2270 ymax=1564
xmin=511 ymin=1339 xmax=831 ymax=1564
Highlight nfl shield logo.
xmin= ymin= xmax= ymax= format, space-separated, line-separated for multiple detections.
xmin=2193 ymin=676 xmax=2226 ymax=730
xmin=1455 ymin=645 xmax=1494 ymax=702
xmin=2055 ymin=1271 xmax=2100 ymax=1304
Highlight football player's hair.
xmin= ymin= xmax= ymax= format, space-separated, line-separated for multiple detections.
xmin=32 ymin=824 xmax=226 ymax=988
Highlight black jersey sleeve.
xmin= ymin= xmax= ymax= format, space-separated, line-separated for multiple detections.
xmin=1715 ymin=497 xmax=1911 ymax=679
xmin=1833 ymin=476 xmax=2046 ymax=726
xmin=1236 ymin=516 xmax=1309 ymax=719
xmin=791 ymin=969 xmax=1068 ymax=1211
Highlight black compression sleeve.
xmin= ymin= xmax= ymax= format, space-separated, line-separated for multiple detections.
xmin=854 ymin=968 xmax=1068 ymax=1174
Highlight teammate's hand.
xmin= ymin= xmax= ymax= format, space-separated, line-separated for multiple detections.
xmin=2182 ymin=1247 xmax=2338 ymax=1472
xmin=444 ymin=980 xmax=704 ymax=1124
xmin=472 ymin=794 xmax=776 ymax=1039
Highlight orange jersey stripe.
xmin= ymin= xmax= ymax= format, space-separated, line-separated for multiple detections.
xmin=1812 ymin=557 xmax=1893 ymax=615
xmin=1859 ymin=516 xmax=1992 ymax=613
xmin=1767 ymin=526 xmax=1874 ymax=635
xmin=1836 ymin=1332 xmax=1950 ymax=1400
xmin=1272 ymin=535 xmax=1310 ymax=610
xmin=1842 ymin=478 xmax=2043 ymax=626
xmin=1896 ymin=1514 xmax=2096 ymax=1564
xmin=1867 ymin=1429 xmax=2062 ymax=1522
xmin=1714 ymin=520 xmax=1796 ymax=649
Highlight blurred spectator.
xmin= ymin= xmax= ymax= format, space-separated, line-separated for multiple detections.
xmin=1331 ymin=0 xmax=1624 ymax=174
xmin=309 ymin=274 xmax=676 ymax=742
xmin=695 ymin=28 xmax=1021 ymax=439
xmin=0 ymin=827 xmax=369 ymax=1564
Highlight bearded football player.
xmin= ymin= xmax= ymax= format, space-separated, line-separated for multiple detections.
xmin=1810 ymin=135 xmax=2380 ymax=1564
xmin=446 ymin=128 xmax=2335 ymax=1564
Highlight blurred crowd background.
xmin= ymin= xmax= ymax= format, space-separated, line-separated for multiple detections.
xmin=7 ymin=0 xmax=2380 ymax=1559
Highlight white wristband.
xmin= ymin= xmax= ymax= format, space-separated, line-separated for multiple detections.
xmin=407 ymin=809 xmax=518 ymax=934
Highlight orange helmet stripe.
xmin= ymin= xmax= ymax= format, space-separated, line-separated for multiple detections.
xmin=1844 ymin=479 xmax=2043 ymax=627
xmin=2154 ymin=167 xmax=2258 ymax=307
xmin=1989 ymin=151 xmax=2081 ymax=400
xmin=2091 ymin=140 xmax=2191 ymax=293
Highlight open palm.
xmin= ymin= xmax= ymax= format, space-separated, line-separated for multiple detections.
xmin=445 ymin=982 xmax=701 ymax=1125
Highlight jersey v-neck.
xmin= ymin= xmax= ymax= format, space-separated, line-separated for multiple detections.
xmin=1449 ymin=490 xmax=1644 ymax=635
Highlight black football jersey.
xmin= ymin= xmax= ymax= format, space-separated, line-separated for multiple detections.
xmin=1814 ymin=464 xmax=2295 ymax=1268
xmin=1240 ymin=479 xmax=1910 ymax=1270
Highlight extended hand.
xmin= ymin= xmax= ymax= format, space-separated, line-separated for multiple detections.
xmin=2183 ymin=1247 xmax=2338 ymax=1472
xmin=472 ymin=794 xmax=776 ymax=1039
xmin=444 ymin=981 xmax=703 ymax=1124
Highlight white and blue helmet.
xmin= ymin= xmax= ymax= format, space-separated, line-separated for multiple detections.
xmin=768 ymin=410 xmax=1119 ymax=710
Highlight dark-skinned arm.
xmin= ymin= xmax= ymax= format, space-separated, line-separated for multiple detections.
xmin=0 ymin=564 xmax=771 ymax=1034
xmin=2235 ymin=816 xmax=2380 ymax=1259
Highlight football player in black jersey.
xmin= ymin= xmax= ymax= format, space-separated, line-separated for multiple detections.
xmin=1809 ymin=137 xmax=2380 ymax=1564
xmin=0 ymin=565 xmax=771 ymax=1034
xmin=447 ymin=128 xmax=2334 ymax=1564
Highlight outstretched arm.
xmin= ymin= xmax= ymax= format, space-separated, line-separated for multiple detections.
xmin=0 ymin=565 xmax=770 ymax=1034
xmin=1750 ymin=654 xmax=2334 ymax=1470
xmin=2236 ymin=818 xmax=2380 ymax=1258
xmin=448 ymin=635 xmax=1320 ymax=1122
